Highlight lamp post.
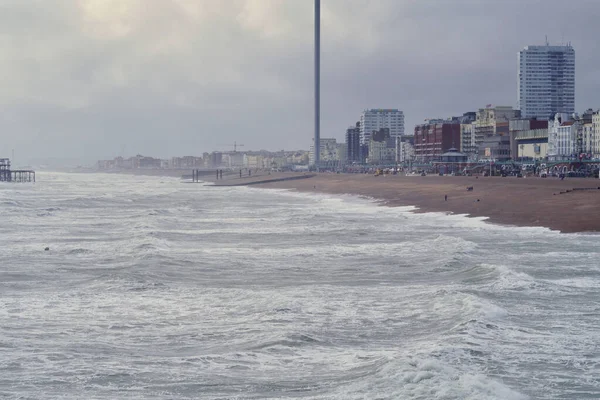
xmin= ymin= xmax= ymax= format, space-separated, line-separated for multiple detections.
xmin=489 ymin=147 xmax=493 ymax=177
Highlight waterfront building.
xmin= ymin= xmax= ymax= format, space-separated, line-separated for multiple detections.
xmin=556 ymin=121 xmax=577 ymax=160
xmin=518 ymin=43 xmax=575 ymax=119
xmin=593 ymin=111 xmax=600 ymax=158
xmin=360 ymin=144 xmax=369 ymax=164
xmin=579 ymin=109 xmax=595 ymax=158
xmin=582 ymin=123 xmax=593 ymax=158
xmin=209 ymin=152 xmax=223 ymax=168
xmin=479 ymin=134 xmax=511 ymax=161
xmin=509 ymin=119 xmax=548 ymax=160
xmin=243 ymin=154 xmax=264 ymax=169
xmin=414 ymin=120 xmax=461 ymax=162
xmin=133 ymin=155 xmax=162 ymax=169
xmin=548 ymin=110 xmax=598 ymax=161
xmin=473 ymin=106 xmax=520 ymax=159
xmin=367 ymin=128 xmax=395 ymax=164
xmin=170 ymin=156 xmax=203 ymax=169
xmin=309 ymin=138 xmax=338 ymax=165
xmin=360 ymin=109 xmax=404 ymax=144
xmin=226 ymin=152 xmax=245 ymax=167
xmin=458 ymin=112 xmax=477 ymax=156
xmin=514 ymin=128 xmax=549 ymax=160
xmin=345 ymin=122 xmax=361 ymax=163
xmin=398 ymin=141 xmax=415 ymax=163
xmin=547 ymin=113 xmax=569 ymax=160
xmin=336 ymin=143 xmax=347 ymax=165
xmin=548 ymin=113 xmax=578 ymax=161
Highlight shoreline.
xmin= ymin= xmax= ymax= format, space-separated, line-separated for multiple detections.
xmin=81 ymin=169 xmax=600 ymax=234
xmin=215 ymin=172 xmax=600 ymax=234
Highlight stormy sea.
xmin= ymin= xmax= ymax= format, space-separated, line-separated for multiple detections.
xmin=0 ymin=172 xmax=598 ymax=399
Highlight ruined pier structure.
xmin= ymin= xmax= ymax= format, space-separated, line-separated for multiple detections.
xmin=0 ymin=158 xmax=35 ymax=182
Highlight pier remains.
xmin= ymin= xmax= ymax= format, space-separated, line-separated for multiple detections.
xmin=0 ymin=158 xmax=35 ymax=182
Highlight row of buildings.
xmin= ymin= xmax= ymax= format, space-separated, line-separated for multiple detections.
xmin=97 ymin=42 xmax=592 ymax=170
xmin=310 ymin=108 xmax=413 ymax=165
xmin=97 ymin=151 xmax=309 ymax=171
xmin=309 ymin=42 xmax=594 ymax=166
xmin=412 ymin=105 xmax=600 ymax=163
xmin=411 ymin=42 xmax=595 ymax=162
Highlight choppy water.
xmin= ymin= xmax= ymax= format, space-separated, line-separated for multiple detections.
xmin=1 ymin=172 xmax=599 ymax=399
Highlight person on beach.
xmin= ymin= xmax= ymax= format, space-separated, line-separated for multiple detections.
xmin=445 ymin=195 xmax=447 ymax=201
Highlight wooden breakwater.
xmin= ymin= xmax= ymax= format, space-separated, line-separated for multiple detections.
xmin=555 ymin=186 xmax=600 ymax=195
xmin=207 ymin=173 xmax=316 ymax=187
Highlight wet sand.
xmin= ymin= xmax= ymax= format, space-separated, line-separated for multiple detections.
xmin=212 ymin=172 xmax=600 ymax=233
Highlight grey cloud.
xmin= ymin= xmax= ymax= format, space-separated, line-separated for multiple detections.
xmin=1 ymin=0 xmax=599 ymax=165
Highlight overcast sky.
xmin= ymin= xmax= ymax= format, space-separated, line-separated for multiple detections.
xmin=2 ymin=0 xmax=600 ymax=165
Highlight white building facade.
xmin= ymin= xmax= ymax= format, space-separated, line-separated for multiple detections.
xmin=398 ymin=141 xmax=415 ymax=163
xmin=593 ymin=111 xmax=600 ymax=159
xmin=548 ymin=113 xmax=577 ymax=161
xmin=367 ymin=139 xmax=396 ymax=164
xmin=583 ymin=123 xmax=594 ymax=157
xmin=460 ymin=123 xmax=476 ymax=156
xmin=309 ymin=138 xmax=339 ymax=165
xmin=556 ymin=123 xmax=576 ymax=159
xmin=243 ymin=154 xmax=264 ymax=169
xmin=360 ymin=109 xmax=405 ymax=144
xmin=517 ymin=44 xmax=575 ymax=120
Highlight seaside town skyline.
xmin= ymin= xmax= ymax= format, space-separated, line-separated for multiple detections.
xmin=95 ymin=40 xmax=599 ymax=176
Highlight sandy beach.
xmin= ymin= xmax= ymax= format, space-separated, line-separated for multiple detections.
xmin=209 ymin=172 xmax=600 ymax=233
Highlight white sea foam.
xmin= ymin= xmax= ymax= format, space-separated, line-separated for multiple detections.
xmin=0 ymin=172 xmax=598 ymax=399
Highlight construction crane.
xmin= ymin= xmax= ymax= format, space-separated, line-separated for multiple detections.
xmin=221 ymin=141 xmax=245 ymax=153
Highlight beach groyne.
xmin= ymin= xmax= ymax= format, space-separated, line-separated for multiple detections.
xmin=207 ymin=173 xmax=316 ymax=187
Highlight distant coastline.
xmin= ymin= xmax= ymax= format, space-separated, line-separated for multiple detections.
xmin=67 ymin=168 xmax=600 ymax=233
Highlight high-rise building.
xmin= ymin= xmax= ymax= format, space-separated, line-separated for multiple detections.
xmin=359 ymin=109 xmax=404 ymax=144
xmin=517 ymin=43 xmax=575 ymax=120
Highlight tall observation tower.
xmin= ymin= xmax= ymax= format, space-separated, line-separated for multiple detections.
xmin=313 ymin=0 xmax=320 ymax=169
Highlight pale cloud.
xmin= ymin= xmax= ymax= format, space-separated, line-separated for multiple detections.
xmin=78 ymin=0 xmax=139 ymax=39
xmin=0 ymin=0 xmax=599 ymax=166
xmin=237 ymin=0 xmax=294 ymax=38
